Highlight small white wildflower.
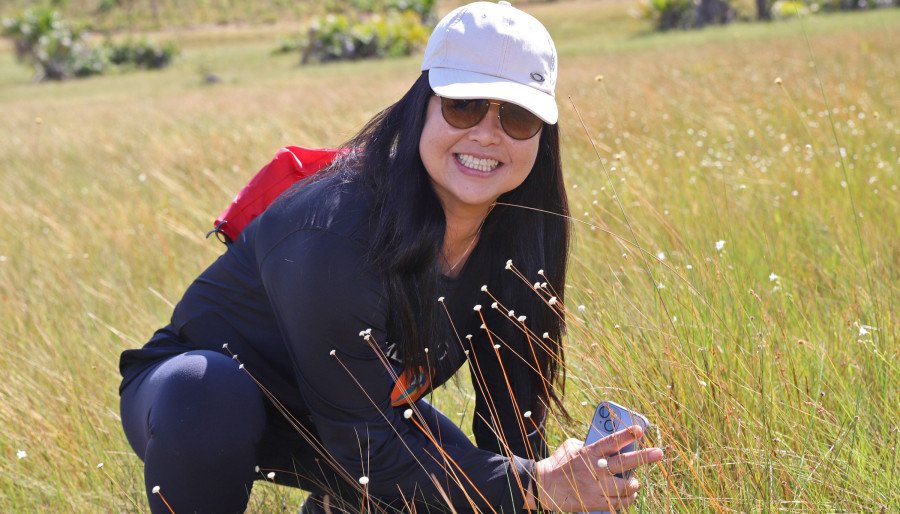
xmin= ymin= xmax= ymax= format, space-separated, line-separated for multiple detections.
xmin=699 ymin=380 xmax=707 ymax=387
xmin=657 ymin=282 xmax=665 ymax=290
xmin=152 ymin=486 xmax=161 ymax=494
xmin=541 ymin=282 xmax=547 ymax=289
xmin=523 ymin=411 xmax=532 ymax=418
xmin=403 ymin=409 xmax=413 ymax=419
xmin=480 ymin=285 xmax=488 ymax=292
xmin=578 ymin=305 xmax=586 ymax=312
xmin=465 ymin=334 xmax=472 ymax=340
xmin=505 ymin=259 xmax=513 ymax=270
xmin=672 ymin=316 xmax=678 ymax=322
xmin=507 ymin=309 xmax=515 ymax=317
xmin=533 ymin=281 xmax=541 ymax=289
xmin=359 ymin=330 xmax=366 ymax=337
xmin=424 ymin=347 xmax=429 ymax=353
xmin=548 ymin=297 xmax=558 ymax=306
xmin=464 ymin=349 xmax=470 ymax=355
xmin=329 ymin=349 xmax=336 ymax=356
xmin=857 ymin=323 xmax=876 ymax=336
xmin=538 ymin=269 xmax=545 ymax=276
xmin=222 ymin=343 xmax=229 ymax=349
xmin=517 ymin=315 xmax=527 ymax=322
xmin=16 ymin=450 xmax=26 ymax=459
xmin=473 ymin=304 xmax=482 ymax=312
xmin=715 ymin=240 xmax=726 ymax=251
xmin=267 ymin=471 xmax=276 ymax=480
xmin=364 ymin=328 xmax=372 ymax=335
xmin=364 ymin=334 xmax=371 ymax=341
xmin=491 ymin=302 xmax=498 ymax=309
xmin=255 ymin=466 xmax=260 ymax=473
xmin=580 ymin=401 xmax=588 ymax=406
xmin=359 ymin=476 xmax=369 ymax=485
xmin=480 ymin=324 xmax=486 ymax=330
xmin=232 ymin=354 xmax=239 ymax=360
xmin=96 ymin=462 xmax=104 ymax=469
xmin=438 ymin=296 xmax=445 ymax=303
xmin=493 ymin=344 xmax=501 ymax=349
xmin=238 ymin=364 xmax=245 ymax=370
xmin=686 ymin=264 xmax=693 ymax=270
xmin=657 ymin=252 xmax=666 ymax=261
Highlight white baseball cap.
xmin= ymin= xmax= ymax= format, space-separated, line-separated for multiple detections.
xmin=421 ymin=1 xmax=558 ymax=124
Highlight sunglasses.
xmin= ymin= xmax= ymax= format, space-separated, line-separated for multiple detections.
xmin=438 ymin=96 xmax=543 ymax=141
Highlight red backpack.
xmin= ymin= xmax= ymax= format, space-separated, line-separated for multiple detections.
xmin=208 ymin=146 xmax=343 ymax=243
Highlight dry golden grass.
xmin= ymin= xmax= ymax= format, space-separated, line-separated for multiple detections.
xmin=0 ymin=1 xmax=897 ymax=511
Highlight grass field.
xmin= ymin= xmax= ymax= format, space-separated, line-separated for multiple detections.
xmin=1 ymin=0 xmax=897 ymax=511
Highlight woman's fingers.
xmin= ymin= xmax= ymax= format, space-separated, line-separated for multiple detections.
xmin=604 ymin=447 xmax=665 ymax=476
xmin=586 ymin=424 xmax=644 ymax=456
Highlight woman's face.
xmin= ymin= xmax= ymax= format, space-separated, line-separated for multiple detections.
xmin=419 ymin=95 xmax=541 ymax=218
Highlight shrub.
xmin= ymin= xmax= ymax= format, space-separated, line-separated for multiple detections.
xmin=1 ymin=6 xmax=106 ymax=80
xmin=301 ymin=10 xmax=429 ymax=64
xmin=105 ymin=38 xmax=177 ymax=70
xmin=644 ymin=0 xmax=696 ymax=30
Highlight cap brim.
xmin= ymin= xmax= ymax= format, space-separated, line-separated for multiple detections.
xmin=429 ymin=68 xmax=558 ymax=125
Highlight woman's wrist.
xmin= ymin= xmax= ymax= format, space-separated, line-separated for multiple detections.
xmin=524 ymin=461 xmax=541 ymax=511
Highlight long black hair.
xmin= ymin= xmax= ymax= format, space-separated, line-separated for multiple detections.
xmin=321 ymin=71 xmax=570 ymax=415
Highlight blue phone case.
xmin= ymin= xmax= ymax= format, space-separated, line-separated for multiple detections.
xmin=580 ymin=401 xmax=650 ymax=514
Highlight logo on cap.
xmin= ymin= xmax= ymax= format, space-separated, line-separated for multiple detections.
xmin=531 ymin=72 xmax=545 ymax=83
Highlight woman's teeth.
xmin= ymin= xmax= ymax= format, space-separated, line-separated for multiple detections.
xmin=457 ymin=153 xmax=500 ymax=172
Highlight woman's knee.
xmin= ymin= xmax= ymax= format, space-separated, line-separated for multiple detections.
xmin=147 ymin=351 xmax=266 ymax=447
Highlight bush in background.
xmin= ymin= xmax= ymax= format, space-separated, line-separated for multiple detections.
xmin=299 ymin=0 xmax=433 ymax=64
xmin=1 ymin=7 xmax=177 ymax=81
xmin=105 ymin=38 xmax=178 ymax=70
xmin=1 ymin=6 xmax=106 ymax=80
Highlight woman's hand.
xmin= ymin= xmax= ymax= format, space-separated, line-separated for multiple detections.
xmin=526 ymin=425 xmax=663 ymax=512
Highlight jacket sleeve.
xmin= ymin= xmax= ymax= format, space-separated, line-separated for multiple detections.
xmin=258 ymin=227 xmax=533 ymax=512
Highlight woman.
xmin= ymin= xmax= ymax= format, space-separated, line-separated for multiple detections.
xmin=118 ymin=2 xmax=663 ymax=512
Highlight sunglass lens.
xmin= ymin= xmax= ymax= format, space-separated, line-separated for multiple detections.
xmin=441 ymin=98 xmax=489 ymax=129
xmin=499 ymin=103 xmax=543 ymax=140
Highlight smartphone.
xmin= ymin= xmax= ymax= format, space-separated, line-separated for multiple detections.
xmin=580 ymin=401 xmax=651 ymax=514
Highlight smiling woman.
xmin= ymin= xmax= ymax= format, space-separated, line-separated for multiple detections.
xmin=116 ymin=2 xmax=663 ymax=513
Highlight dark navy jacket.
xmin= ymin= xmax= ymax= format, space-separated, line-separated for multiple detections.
xmin=120 ymin=173 xmax=545 ymax=512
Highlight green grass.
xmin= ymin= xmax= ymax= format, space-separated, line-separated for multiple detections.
xmin=1 ymin=0 xmax=897 ymax=511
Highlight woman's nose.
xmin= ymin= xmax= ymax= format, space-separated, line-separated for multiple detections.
xmin=468 ymin=103 xmax=503 ymax=145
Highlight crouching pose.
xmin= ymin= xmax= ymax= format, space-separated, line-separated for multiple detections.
xmin=118 ymin=2 xmax=663 ymax=512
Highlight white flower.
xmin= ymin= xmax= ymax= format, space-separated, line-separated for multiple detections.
xmin=238 ymin=364 xmax=245 ymax=370
xmin=329 ymin=350 xmax=336 ymax=356
xmin=96 ymin=462 xmax=104 ymax=469
xmin=403 ymin=409 xmax=413 ymax=419
xmin=537 ymin=269 xmax=545 ymax=276
xmin=715 ymin=240 xmax=726 ymax=251
xmin=480 ymin=285 xmax=488 ymax=292
xmin=267 ymin=471 xmax=276 ymax=480
xmin=507 ymin=309 xmax=515 ymax=317
xmin=686 ymin=264 xmax=693 ymax=270
xmin=152 ymin=485 xmax=161 ymax=494
xmin=657 ymin=252 xmax=666 ymax=261
xmin=542 ymin=332 xmax=549 ymax=339
xmin=657 ymin=282 xmax=665 ymax=289
xmin=699 ymin=380 xmax=707 ymax=387
xmin=473 ymin=304 xmax=482 ymax=312
xmin=523 ymin=411 xmax=532 ymax=418
xmin=359 ymin=476 xmax=370 ymax=485
xmin=578 ymin=305 xmax=586 ymax=312
xmin=437 ymin=296 xmax=445 ymax=303
xmin=16 ymin=450 xmax=26 ymax=460
xmin=548 ymin=297 xmax=558 ymax=306
xmin=493 ymin=344 xmax=501 ymax=349
xmin=491 ymin=302 xmax=498 ymax=309
xmin=517 ymin=315 xmax=527 ymax=322
xmin=769 ymin=272 xmax=779 ymax=282
xmin=857 ymin=323 xmax=876 ymax=336
xmin=255 ymin=466 xmax=261 ymax=473
xmin=533 ymin=281 xmax=541 ymax=289
xmin=505 ymin=259 xmax=513 ymax=270
xmin=465 ymin=334 xmax=472 ymax=340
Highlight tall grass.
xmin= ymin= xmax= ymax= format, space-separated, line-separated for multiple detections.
xmin=0 ymin=1 xmax=896 ymax=511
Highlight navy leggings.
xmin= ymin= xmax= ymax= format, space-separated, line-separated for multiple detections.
xmin=120 ymin=350 xmax=470 ymax=513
